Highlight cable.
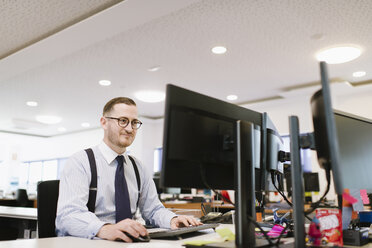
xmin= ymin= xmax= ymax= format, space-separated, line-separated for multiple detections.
xmin=201 ymin=202 xmax=207 ymax=216
xmin=247 ymin=215 xmax=275 ymax=246
xmin=304 ymin=168 xmax=331 ymax=217
xmin=270 ymin=172 xmax=293 ymax=207
xmin=270 ymin=172 xmax=313 ymax=222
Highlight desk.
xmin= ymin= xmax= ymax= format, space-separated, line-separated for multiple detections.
xmin=163 ymin=202 xmax=235 ymax=216
xmin=0 ymin=224 xmax=297 ymax=248
xmin=163 ymin=202 xmax=202 ymax=210
xmin=163 ymin=202 xmax=203 ymax=218
xmin=0 ymin=206 xmax=37 ymax=220
xmin=211 ymin=202 xmax=234 ymax=210
xmin=0 ymin=199 xmax=36 ymax=208
xmin=0 ymin=206 xmax=37 ymax=239
xmin=0 ymin=225 xmax=226 ymax=248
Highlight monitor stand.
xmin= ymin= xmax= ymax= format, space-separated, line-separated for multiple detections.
xmin=235 ymin=120 xmax=256 ymax=248
xmin=288 ymin=116 xmax=306 ymax=248
xmin=204 ymin=120 xmax=262 ymax=248
xmin=204 ymin=120 xmax=298 ymax=248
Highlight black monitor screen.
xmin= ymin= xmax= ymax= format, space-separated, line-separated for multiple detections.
xmin=161 ymin=84 xmax=263 ymax=191
xmin=310 ymin=62 xmax=343 ymax=194
xmin=334 ymin=111 xmax=372 ymax=191
xmin=165 ymin=107 xmax=235 ymax=189
xmin=303 ymin=172 xmax=320 ymax=192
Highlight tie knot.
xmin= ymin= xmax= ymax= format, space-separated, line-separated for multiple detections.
xmin=116 ymin=155 xmax=125 ymax=166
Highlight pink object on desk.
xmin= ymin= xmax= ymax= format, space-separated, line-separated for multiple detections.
xmin=266 ymin=224 xmax=287 ymax=238
xmin=360 ymin=189 xmax=369 ymax=205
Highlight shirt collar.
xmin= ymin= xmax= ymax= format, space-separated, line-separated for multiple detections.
xmin=98 ymin=141 xmax=127 ymax=165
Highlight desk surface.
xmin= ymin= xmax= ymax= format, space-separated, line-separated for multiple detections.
xmin=0 ymin=224 xmax=301 ymax=248
xmin=0 ymin=225 xmax=229 ymax=248
xmin=0 ymin=223 xmax=369 ymax=247
xmin=0 ymin=206 xmax=37 ymax=220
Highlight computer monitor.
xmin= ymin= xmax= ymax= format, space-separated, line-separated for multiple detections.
xmin=334 ymin=110 xmax=372 ymax=191
xmin=153 ymin=176 xmax=190 ymax=196
xmin=161 ymin=84 xmax=263 ymax=191
xmin=303 ymin=172 xmax=320 ymax=192
xmin=289 ymin=61 xmax=340 ymax=246
xmin=161 ymin=84 xmax=267 ymax=247
xmin=266 ymin=128 xmax=284 ymax=173
xmin=310 ymin=62 xmax=343 ymax=195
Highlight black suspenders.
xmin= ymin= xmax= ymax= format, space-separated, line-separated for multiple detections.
xmin=84 ymin=148 xmax=141 ymax=213
xmin=85 ymin=148 xmax=98 ymax=213
xmin=128 ymin=156 xmax=141 ymax=205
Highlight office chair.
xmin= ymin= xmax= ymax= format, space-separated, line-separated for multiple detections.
xmin=15 ymin=189 xmax=29 ymax=207
xmin=37 ymin=180 xmax=59 ymax=238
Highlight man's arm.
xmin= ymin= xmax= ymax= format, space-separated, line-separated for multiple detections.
xmin=55 ymin=152 xmax=106 ymax=239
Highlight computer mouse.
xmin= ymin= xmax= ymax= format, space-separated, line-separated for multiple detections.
xmin=124 ymin=232 xmax=151 ymax=242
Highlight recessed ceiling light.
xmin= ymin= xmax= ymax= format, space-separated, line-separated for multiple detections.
xmin=99 ymin=80 xmax=111 ymax=86
xmin=315 ymin=46 xmax=361 ymax=64
xmin=227 ymin=95 xmax=238 ymax=101
xmin=26 ymin=101 xmax=38 ymax=107
xmin=134 ymin=91 xmax=165 ymax=103
xmin=36 ymin=115 xmax=62 ymax=125
xmin=57 ymin=127 xmax=66 ymax=132
xmin=212 ymin=46 xmax=227 ymax=54
xmin=148 ymin=66 xmax=160 ymax=72
xmin=352 ymin=71 xmax=366 ymax=78
xmin=81 ymin=122 xmax=90 ymax=128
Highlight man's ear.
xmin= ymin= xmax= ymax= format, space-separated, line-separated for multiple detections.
xmin=100 ymin=117 xmax=107 ymax=129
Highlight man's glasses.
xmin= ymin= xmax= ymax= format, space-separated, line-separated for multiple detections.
xmin=105 ymin=117 xmax=142 ymax=129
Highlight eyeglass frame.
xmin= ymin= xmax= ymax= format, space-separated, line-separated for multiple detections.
xmin=105 ymin=116 xmax=143 ymax=129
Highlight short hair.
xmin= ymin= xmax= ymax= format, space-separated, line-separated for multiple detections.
xmin=103 ymin=97 xmax=136 ymax=115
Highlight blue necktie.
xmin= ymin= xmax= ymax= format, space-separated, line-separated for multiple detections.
xmin=115 ymin=155 xmax=132 ymax=223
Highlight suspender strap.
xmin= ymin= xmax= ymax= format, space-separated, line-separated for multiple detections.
xmin=128 ymin=155 xmax=141 ymax=209
xmin=85 ymin=148 xmax=97 ymax=213
xmin=84 ymin=149 xmax=142 ymax=213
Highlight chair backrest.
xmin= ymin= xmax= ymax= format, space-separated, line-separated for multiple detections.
xmin=15 ymin=189 xmax=29 ymax=207
xmin=37 ymin=180 xmax=60 ymax=238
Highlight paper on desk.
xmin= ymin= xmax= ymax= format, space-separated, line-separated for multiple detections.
xmin=349 ymin=189 xmax=364 ymax=211
xmin=215 ymin=228 xmax=235 ymax=241
xmin=182 ymin=240 xmax=218 ymax=246
xmin=360 ymin=189 xmax=369 ymax=205
xmin=182 ymin=228 xmax=235 ymax=246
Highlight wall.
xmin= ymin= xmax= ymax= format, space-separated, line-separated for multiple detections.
xmin=129 ymin=118 xmax=164 ymax=173
xmin=0 ymin=118 xmax=164 ymax=192
xmin=0 ymin=129 xmax=103 ymax=162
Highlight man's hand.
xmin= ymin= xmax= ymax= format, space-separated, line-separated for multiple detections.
xmin=170 ymin=215 xmax=202 ymax=229
xmin=96 ymin=218 xmax=148 ymax=242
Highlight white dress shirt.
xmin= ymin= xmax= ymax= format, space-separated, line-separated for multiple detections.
xmin=56 ymin=142 xmax=176 ymax=239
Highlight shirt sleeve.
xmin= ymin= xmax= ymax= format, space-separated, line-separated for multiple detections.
xmin=134 ymin=158 xmax=176 ymax=228
xmin=55 ymin=151 xmax=106 ymax=239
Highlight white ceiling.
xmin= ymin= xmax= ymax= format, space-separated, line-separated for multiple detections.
xmin=0 ymin=0 xmax=123 ymax=59
xmin=1 ymin=0 xmax=372 ymax=137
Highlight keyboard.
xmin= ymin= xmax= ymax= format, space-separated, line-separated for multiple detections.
xmin=148 ymin=223 xmax=219 ymax=238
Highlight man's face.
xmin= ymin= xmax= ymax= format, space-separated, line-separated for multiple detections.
xmin=101 ymin=103 xmax=139 ymax=150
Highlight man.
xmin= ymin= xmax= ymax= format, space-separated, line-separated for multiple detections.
xmin=56 ymin=97 xmax=201 ymax=242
